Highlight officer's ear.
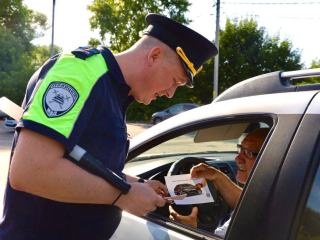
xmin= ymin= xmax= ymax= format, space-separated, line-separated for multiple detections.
xmin=147 ymin=46 xmax=163 ymax=67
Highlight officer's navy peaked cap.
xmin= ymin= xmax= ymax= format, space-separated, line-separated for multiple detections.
xmin=144 ymin=13 xmax=218 ymax=88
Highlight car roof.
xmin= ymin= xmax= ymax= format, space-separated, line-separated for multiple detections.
xmin=214 ymin=69 xmax=320 ymax=103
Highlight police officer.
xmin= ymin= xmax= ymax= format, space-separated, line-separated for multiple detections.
xmin=0 ymin=14 xmax=218 ymax=239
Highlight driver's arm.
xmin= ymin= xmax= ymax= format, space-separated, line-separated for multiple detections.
xmin=190 ymin=163 xmax=242 ymax=209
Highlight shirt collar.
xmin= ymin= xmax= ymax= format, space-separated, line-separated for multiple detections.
xmin=97 ymin=45 xmax=135 ymax=108
xmin=97 ymin=46 xmax=129 ymax=86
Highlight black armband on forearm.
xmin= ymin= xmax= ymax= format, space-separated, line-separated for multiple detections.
xmin=69 ymin=146 xmax=131 ymax=195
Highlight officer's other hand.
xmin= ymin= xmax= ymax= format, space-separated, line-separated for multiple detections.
xmin=145 ymin=179 xmax=169 ymax=196
xmin=169 ymin=205 xmax=198 ymax=228
xmin=115 ymin=182 xmax=165 ymax=216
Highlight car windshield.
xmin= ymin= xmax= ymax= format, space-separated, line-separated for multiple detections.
xmin=131 ymin=122 xmax=270 ymax=162
xmin=132 ymin=131 xmax=241 ymax=162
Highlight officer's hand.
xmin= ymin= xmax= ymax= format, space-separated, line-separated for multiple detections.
xmin=115 ymin=182 xmax=165 ymax=216
xmin=190 ymin=163 xmax=220 ymax=181
xmin=145 ymin=180 xmax=169 ymax=196
xmin=169 ymin=205 xmax=198 ymax=228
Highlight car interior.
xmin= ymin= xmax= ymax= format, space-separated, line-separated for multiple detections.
xmin=124 ymin=118 xmax=273 ymax=237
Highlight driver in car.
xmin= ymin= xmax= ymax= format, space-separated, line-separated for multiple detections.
xmin=169 ymin=128 xmax=269 ymax=238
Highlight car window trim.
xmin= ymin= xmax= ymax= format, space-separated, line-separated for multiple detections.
xmin=143 ymin=212 xmax=222 ymax=240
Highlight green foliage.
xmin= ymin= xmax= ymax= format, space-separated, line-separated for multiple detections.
xmin=217 ymin=18 xmax=302 ymax=93
xmin=88 ymin=38 xmax=102 ymax=47
xmin=292 ymin=59 xmax=320 ymax=85
xmin=0 ymin=26 xmax=33 ymax=105
xmin=88 ymin=0 xmax=191 ymax=52
xmin=0 ymin=0 xmax=51 ymax=105
xmin=32 ymin=45 xmax=62 ymax=69
xmin=0 ymin=0 xmax=48 ymax=52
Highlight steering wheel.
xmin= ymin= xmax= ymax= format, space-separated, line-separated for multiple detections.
xmin=167 ymin=157 xmax=230 ymax=231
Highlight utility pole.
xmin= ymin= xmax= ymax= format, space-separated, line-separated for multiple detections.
xmin=213 ymin=0 xmax=220 ymax=100
xmin=50 ymin=0 xmax=56 ymax=57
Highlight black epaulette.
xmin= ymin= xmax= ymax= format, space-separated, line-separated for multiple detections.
xmin=71 ymin=46 xmax=100 ymax=60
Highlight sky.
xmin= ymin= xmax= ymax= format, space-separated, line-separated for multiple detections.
xmin=23 ymin=0 xmax=320 ymax=68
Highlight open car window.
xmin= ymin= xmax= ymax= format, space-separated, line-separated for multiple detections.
xmin=125 ymin=118 xmax=274 ymax=239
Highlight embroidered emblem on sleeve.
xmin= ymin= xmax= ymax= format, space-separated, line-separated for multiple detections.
xmin=42 ymin=82 xmax=79 ymax=118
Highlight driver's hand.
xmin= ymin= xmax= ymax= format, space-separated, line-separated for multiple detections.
xmin=145 ymin=180 xmax=169 ymax=196
xmin=201 ymin=178 xmax=207 ymax=188
xmin=190 ymin=163 xmax=219 ymax=181
xmin=169 ymin=205 xmax=198 ymax=228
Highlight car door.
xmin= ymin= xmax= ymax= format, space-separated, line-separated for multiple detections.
xmin=246 ymin=92 xmax=320 ymax=240
xmin=112 ymin=91 xmax=317 ymax=240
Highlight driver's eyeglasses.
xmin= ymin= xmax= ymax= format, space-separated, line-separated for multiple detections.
xmin=237 ymin=144 xmax=259 ymax=159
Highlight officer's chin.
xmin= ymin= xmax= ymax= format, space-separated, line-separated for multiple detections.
xmin=136 ymin=97 xmax=152 ymax=105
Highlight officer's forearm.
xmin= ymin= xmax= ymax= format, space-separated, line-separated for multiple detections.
xmin=13 ymin=157 xmax=122 ymax=204
xmin=10 ymin=129 xmax=121 ymax=205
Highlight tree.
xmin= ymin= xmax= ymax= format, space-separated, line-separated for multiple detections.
xmin=0 ymin=26 xmax=30 ymax=104
xmin=218 ymin=18 xmax=302 ymax=93
xmin=32 ymin=45 xmax=63 ymax=69
xmin=192 ymin=17 xmax=303 ymax=104
xmin=88 ymin=38 xmax=101 ymax=47
xmin=0 ymin=0 xmax=49 ymax=104
xmin=0 ymin=0 xmax=48 ymax=52
xmin=88 ymin=0 xmax=191 ymax=52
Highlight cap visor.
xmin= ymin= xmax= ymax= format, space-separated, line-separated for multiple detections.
xmin=180 ymin=59 xmax=194 ymax=88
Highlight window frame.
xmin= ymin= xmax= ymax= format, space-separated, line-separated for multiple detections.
xmin=126 ymin=114 xmax=277 ymax=239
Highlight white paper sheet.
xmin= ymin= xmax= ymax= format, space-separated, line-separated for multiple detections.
xmin=164 ymin=174 xmax=214 ymax=205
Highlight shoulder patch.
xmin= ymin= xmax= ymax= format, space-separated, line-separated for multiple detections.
xmin=71 ymin=45 xmax=100 ymax=60
xmin=42 ymin=82 xmax=79 ymax=118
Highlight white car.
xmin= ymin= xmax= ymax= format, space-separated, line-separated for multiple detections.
xmin=111 ymin=68 xmax=320 ymax=240
xmin=5 ymin=116 xmax=17 ymax=129
xmin=0 ymin=110 xmax=8 ymax=119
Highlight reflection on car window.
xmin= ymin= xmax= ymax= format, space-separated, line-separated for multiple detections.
xmin=296 ymin=164 xmax=320 ymax=239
